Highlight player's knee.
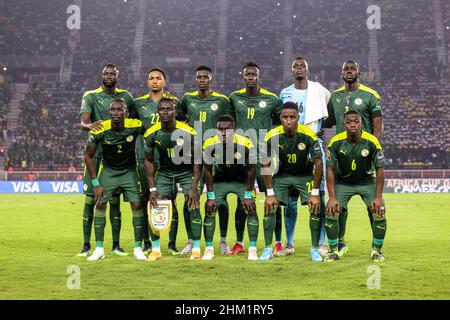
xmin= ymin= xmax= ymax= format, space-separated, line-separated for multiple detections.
xmin=131 ymin=203 xmax=141 ymax=211
xmin=85 ymin=196 xmax=94 ymax=205
xmin=96 ymin=203 xmax=107 ymax=211
xmin=109 ymin=196 xmax=120 ymax=206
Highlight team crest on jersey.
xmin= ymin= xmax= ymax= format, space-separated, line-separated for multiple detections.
xmin=211 ymin=103 xmax=218 ymax=111
xmin=234 ymin=152 xmax=242 ymax=160
xmin=88 ymin=135 xmax=95 ymax=143
xmin=83 ymin=184 xmax=88 ymax=192
xmin=259 ymin=101 xmax=267 ymax=108
xmin=298 ymin=143 xmax=306 ymax=151
xmin=326 ymin=150 xmax=331 ymax=160
xmin=126 ymin=135 xmax=134 ymax=142
xmin=355 ymin=98 xmax=363 ymax=105
xmin=361 ymin=149 xmax=369 ymax=157
xmin=176 ymin=138 xmax=184 ymax=146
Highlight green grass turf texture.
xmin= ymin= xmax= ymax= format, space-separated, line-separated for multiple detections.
xmin=0 ymin=193 xmax=449 ymax=300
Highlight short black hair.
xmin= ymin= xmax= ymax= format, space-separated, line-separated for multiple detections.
xmin=196 ymin=65 xmax=212 ymax=73
xmin=103 ymin=63 xmax=119 ymax=74
xmin=217 ymin=115 xmax=235 ymax=128
xmin=292 ymin=56 xmax=306 ymax=63
xmin=158 ymin=97 xmax=175 ymax=108
xmin=109 ymin=98 xmax=127 ymax=109
xmin=243 ymin=61 xmax=259 ymax=71
xmin=281 ymin=101 xmax=299 ymax=113
xmin=344 ymin=109 xmax=361 ymax=118
xmin=149 ymin=67 xmax=167 ymax=79
xmin=342 ymin=60 xmax=360 ymax=71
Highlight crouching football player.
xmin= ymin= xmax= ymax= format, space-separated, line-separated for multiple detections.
xmin=324 ymin=110 xmax=387 ymax=262
xmin=85 ymin=99 xmax=147 ymax=261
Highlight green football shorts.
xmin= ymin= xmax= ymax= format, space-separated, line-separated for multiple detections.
xmin=273 ymin=174 xmax=315 ymax=206
xmin=97 ymin=166 xmax=141 ymax=204
xmin=335 ymin=182 xmax=376 ymax=210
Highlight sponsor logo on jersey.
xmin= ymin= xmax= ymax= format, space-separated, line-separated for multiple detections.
xmin=126 ymin=135 xmax=134 ymax=142
xmin=298 ymin=143 xmax=306 ymax=150
xmin=210 ymin=103 xmax=218 ymax=111
xmin=361 ymin=149 xmax=369 ymax=157
xmin=355 ymin=98 xmax=363 ymax=105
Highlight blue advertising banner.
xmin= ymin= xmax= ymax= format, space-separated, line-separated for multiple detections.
xmin=0 ymin=181 xmax=83 ymax=193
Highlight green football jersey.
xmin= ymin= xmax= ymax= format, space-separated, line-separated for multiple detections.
xmin=326 ymin=131 xmax=385 ymax=185
xmin=178 ymin=91 xmax=231 ymax=138
xmin=265 ymin=125 xmax=322 ymax=177
xmin=327 ymin=84 xmax=382 ymax=134
xmin=87 ymin=119 xmax=144 ymax=171
xmin=133 ymin=92 xmax=179 ymax=163
xmin=229 ymin=88 xmax=282 ymax=141
xmin=144 ymin=121 xmax=197 ymax=173
xmin=79 ymin=86 xmax=134 ymax=122
xmin=203 ymin=134 xmax=256 ymax=183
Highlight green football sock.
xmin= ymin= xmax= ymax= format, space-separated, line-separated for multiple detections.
xmin=109 ymin=196 xmax=121 ymax=243
xmin=149 ymin=226 xmax=160 ymax=242
xmin=203 ymin=213 xmax=216 ymax=244
xmin=183 ymin=202 xmax=193 ymax=240
xmin=142 ymin=202 xmax=150 ymax=242
xmin=218 ymin=204 xmax=229 ymax=238
xmin=338 ymin=208 xmax=348 ymax=245
xmin=169 ymin=203 xmax=179 ymax=244
xmin=263 ymin=212 xmax=276 ymax=247
xmin=132 ymin=209 xmax=144 ymax=243
xmin=247 ymin=212 xmax=259 ymax=243
xmin=367 ymin=208 xmax=374 ymax=228
xmin=235 ymin=200 xmax=247 ymax=243
xmin=82 ymin=196 xmax=94 ymax=245
xmin=309 ymin=213 xmax=322 ymax=248
xmin=190 ymin=207 xmax=202 ymax=241
xmin=372 ymin=214 xmax=387 ymax=251
xmin=94 ymin=208 xmax=106 ymax=243
xmin=325 ymin=216 xmax=339 ymax=251
xmin=274 ymin=206 xmax=282 ymax=242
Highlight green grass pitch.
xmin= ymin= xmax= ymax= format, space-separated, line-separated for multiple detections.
xmin=0 ymin=193 xmax=449 ymax=300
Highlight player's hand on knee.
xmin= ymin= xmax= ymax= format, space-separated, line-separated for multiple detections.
xmin=149 ymin=191 xmax=159 ymax=208
xmin=264 ymin=196 xmax=277 ymax=215
xmin=326 ymin=197 xmax=340 ymax=217
xmin=243 ymin=198 xmax=256 ymax=213
xmin=187 ymin=187 xmax=199 ymax=209
xmin=370 ymin=197 xmax=385 ymax=217
xmin=206 ymin=199 xmax=217 ymax=214
xmin=308 ymin=195 xmax=321 ymax=215
xmin=93 ymin=186 xmax=105 ymax=205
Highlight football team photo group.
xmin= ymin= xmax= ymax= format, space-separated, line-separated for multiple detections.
xmin=1 ymin=0 xmax=449 ymax=303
